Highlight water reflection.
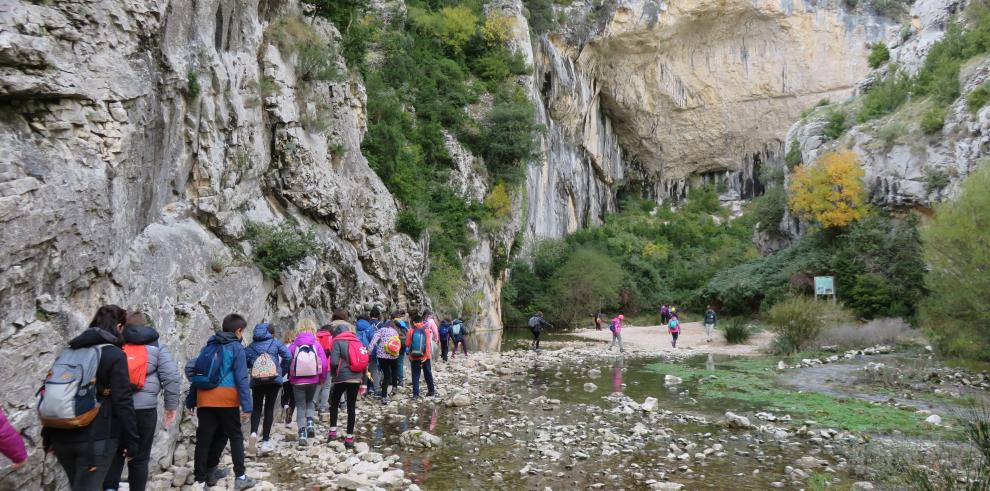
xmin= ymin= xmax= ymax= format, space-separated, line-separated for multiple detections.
xmin=706 ymin=353 xmax=715 ymax=371
xmin=612 ymin=359 xmax=624 ymax=392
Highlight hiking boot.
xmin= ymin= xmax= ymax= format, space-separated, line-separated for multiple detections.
xmin=306 ymin=420 xmax=315 ymax=438
xmin=298 ymin=429 xmax=309 ymax=447
xmin=234 ymin=475 xmax=257 ymax=490
xmin=326 ymin=429 xmax=338 ymax=442
xmin=381 ymin=396 xmax=390 ymax=405
xmin=260 ymin=440 xmax=275 ymax=454
xmin=344 ymin=436 xmax=355 ymax=449
xmin=206 ymin=466 xmax=228 ymax=486
xmin=426 ymin=391 xmax=436 ymax=398
xmin=248 ymin=432 xmax=258 ymax=455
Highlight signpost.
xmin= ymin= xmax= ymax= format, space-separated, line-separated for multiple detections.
xmin=814 ymin=276 xmax=836 ymax=302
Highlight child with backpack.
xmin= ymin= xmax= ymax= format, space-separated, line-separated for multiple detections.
xmin=103 ymin=311 xmax=181 ymax=491
xmin=450 ymin=318 xmax=468 ymax=358
xmin=313 ymin=323 xmax=334 ymax=415
xmin=406 ymin=313 xmax=435 ymax=400
xmin=279 ymin=330 xmax=296 ymax=426
xmin=368 ymin=320 xmax=402 ymax=403
xmin=40 ymin=305 xmax=139 ymax=491
xmin=0 ymin=407 xmax=26 ymax=471
xmin=608 ymin=314 xmax=625 ymax=353
xmin=392 ymin=311 xmax=409 ymax=385
xmin=354 ymin=314 xmax=376 ymax=396
xmin=438 ymin=318 xmax=451 ymax=362
xmin=245 ymin=322 xmax=291 ymax=455
xmin=326 ymin=321 xmax=369 ymax=449
xmin=668 ymin=315 xmax=681 ymax=348
xmin=287 ymin=319 xmax=329 ymax=447
xmin=188 ymin=313 xmax=255 ymax=490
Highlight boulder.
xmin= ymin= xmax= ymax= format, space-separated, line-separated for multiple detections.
xmin=852 ymin=482 xmax=876 ymax=491
xmin=724 ymin=412 xmax=752 ymax=429
xmin=925 ymin=414 xmax=942 ymax=425
xmin=642 ymin=397 xmax=659 ymax=412
xmin=584 ymin=382 xmax=598 ymax=392
xmin=664 ymin=375 xmax=683 ymax=385
xmin=400 ymin=430 xmax=443 ymax=448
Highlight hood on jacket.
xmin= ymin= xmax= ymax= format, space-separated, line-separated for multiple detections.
xmin=209 ymin=331 xmax=242 ymax=346
xmin=122 ymin=325 xmax=159 ymax=345
xmin=293 ymin=331 xmax=318 ymax=346
xmin=332 ymin=323 xmax=351 ymax=337
xmin=355 ymin=319 xmax=372 ymax=333
xmin=69 ymin=327 xmax=121 ymax=348
xmin=334 ymin=331 xmax=359 ymax=343
xmin=253 ymin=323 xmax=274 ymax=342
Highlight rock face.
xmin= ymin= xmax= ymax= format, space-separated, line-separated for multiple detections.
xmin=0 ymin=0 xmax=427 ymax=485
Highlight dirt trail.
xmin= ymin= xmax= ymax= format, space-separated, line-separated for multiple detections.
xmin=570 ymin=322 xmax=774 ymax=356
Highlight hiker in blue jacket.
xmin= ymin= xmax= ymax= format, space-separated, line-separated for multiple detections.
xmin=245 ymin=322 xmax=291 ymax=455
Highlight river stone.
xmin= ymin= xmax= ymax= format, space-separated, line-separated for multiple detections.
xmin=642 ymin=397 xmax=659 ymax=412
xmin=377 ymin=470 xmax=405 ymax=490
xmin=652 ymin=483 xmax=684 ymax=490
xmin=400 ymin=430 xmax=442 ymax=448
xmin=926 ymin=414 xmax=942 ymax=425
xmin=448 ymin=392 xmax=472 ymax=407
xmin=852 ymin=482 xmax=876 ymax=491
xmin=584 ymin=382 xmax=598 ymax=392
xmin=724 ymin=412 xmax=752 ymax=429
xmin=664 ymin=375 xmax=683 ymax=385
xmin=796 ymin=456 xmax=828 ymax=469
xmin=777 ymin=361 xmax=787 ymax=370
xmin=588 ymin=368 xmax=602 ymax=378
xmin=335 ymin=473 xmax=373 ymax=490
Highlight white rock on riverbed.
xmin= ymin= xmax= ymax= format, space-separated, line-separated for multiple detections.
xmin=584 ymin=382 xmax=598 ymax=392
xmin=664 ymin=375 xmax=683 ymax=385
xmin=400 ymin=430 xmax=443 ymax=448
xmin=642 ymin=397 xmax=659 ymax=412
xmin=724 ymin=412 xmax=753 ymax=429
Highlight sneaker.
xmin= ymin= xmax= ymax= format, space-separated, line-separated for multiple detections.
xmin=192 ymin=482 xmax=208 ymax=491
xmin=283 ymin=407 xmax=292 ymax=425
xmin=326 ymin=429 xmax=338 ymax=441
xmin=234 ymin=475 xmax=257 ymax=490
xmin=248 ymin=432 xmax=258 ymax=455
xmin=382 ymin=397 xmax=390 ymax=405
xmin=260 ymin=440 xmax=275 ymax=454
xmin=206 ymin=466 xmax=229 ymax=486
xmin=344 ymin=436 xmax=355 ymax=449
xmin=426 ymin=391 xmax=436 ymax=397
xmin=298 ymin=430 xmax=309 ymax=447
xmin=306 ymin=425 xmax=315 ymax=438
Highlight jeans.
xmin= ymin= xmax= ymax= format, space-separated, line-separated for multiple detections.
xmin=53 ymin=438 xmax=117 ymax=491
xmin=250 ymin=384 xmax=280 ymax=441
xmin=440 ymin=338 xmax=449 ymax=362
xmin=104 ymin=408 xmax=157 ymax=491
xmin=329 ymin=383 xmax=359 ymax=435
xmin=410 ymin=359 xmax=435 ymax=397
xmin=609 ymin=332 xmax=625 ymax=352
xmin=452 ymin=338 xmax=467 ymax=356
xmin=377 ymin=358 xmax=398 ymax=397
xmin=315 ymin=372 xmax=333 ymax=412
xmin=193 ymin=407 xmax=244 ymax=482
xmin=367 ymin=357 xmax=379 ymax=393
xmin=396 ymin=354 xmax=406 ymax=384
xmin=292 ymin=384 xmax=317 ymax=431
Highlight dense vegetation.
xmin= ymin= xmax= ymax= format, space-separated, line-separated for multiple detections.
xmin=245 ymin=222 xmax=320 ymax=279
xmin=302 ymin=0 xmax=540 ymax=311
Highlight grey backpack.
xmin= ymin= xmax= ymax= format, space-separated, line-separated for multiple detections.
xmin=38 ymin=344 xmax=108 ymax=429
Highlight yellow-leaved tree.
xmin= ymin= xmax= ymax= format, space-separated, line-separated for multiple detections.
xmin=788 ymin=149 xmax=866 ymax=228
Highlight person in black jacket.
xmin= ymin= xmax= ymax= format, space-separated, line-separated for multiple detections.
xmin=42 ymin=305 xmax=139 ymax=491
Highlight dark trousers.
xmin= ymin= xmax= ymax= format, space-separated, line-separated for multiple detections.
xmin=671 ymin=331 xmax=679 ymax=346
xmin=532 ymin=330 xmax=541 ymax=349
xmin=194 ymin=407 xmax=244 ymax=482
xmin=410 ymin=359 xmax=435 ymax=397
xmin=329 ymin=383 xmax=359 ymax=435
xmin=661 ymin=314 xmax=669 ymax=325
xmin=452 ymin=337 xmax=467 ymax=356
xmin=104 ymin=408 xmax=156 ymax=491
xmin=440 ymin=338 xmax=450 ymax=362
xmin=250 ymin=383 xmax=280 ymax=441
xmin=53 ymin=438 xmax=117 ymax=491
xmin=378 ymin=358 xmax=398 ymax=397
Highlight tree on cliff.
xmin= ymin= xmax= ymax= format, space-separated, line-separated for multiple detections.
xmin=920 ymin=163 xmax=990 ymax=360
xmin=788 ymin=150 xmax=866 ymax=228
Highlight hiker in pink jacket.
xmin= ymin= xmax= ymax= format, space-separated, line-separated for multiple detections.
xmin=608 ymin=314 xmax=625 ymax=353
xmin=286 ymin=321 xmax=330 ymax=446
xmin=0 ymin=408 xmax=27 ymax=470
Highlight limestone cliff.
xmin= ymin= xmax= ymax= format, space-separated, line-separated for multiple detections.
xmin=0 ymin=0 xmax=427 ymax=485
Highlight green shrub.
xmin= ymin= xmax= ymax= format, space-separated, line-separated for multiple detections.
xmin=920 ymin=163 xmax=990 ymax=360
xmin=477 ymin=93 xmax=541 ymax=184
xmin=723 ymin=318 xmax=753 ymax=344
xmin=924 ymin=167 xmax=951 ymax=193
xmin=767 ymin=297 xmax=828 ymax=354
xmin=396 ymin=210 xmax=426 ymax=239
xmin=425 ymin=255 xmax=467 ymax=313
xmin=784 ymin=140 xmax=803 ymax=170
xmin=824 ymin=109 xmax=848 ymax=140
xmin=187 ymin=72 xmax=201 ymax=98
xmin=920 ymin=105 xmax=947 ymax=134
xmin=297 ymin=41 xmax=344 ymax=82
xmin=751 ymin=185 xmax=786 ymax=233
xmin=245 ymin=221 xmax=319 ymax=279
xmin=868 ymin=42 xmax=890 ymax=69
xmin=969 ymin=82 xmax=990 ymax=112
xmin=523 ymin=0 xmax=556 ymax=33
xmin=857 ymin=71 xmax=911 ymax=123
xmin=872 ymin=0 xmax=909 ymax=17
xmin=847 ymin=273 xmax=895 ymax=319
xmin=877 ymin=121 xmax=907 ymax=147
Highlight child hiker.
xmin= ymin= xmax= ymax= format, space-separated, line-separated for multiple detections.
xmin=668 ymin=315 xmax=681 ymax=348
xmin=288 ymin=319 xmax=328 ymax=447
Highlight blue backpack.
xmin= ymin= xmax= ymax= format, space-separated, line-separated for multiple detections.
xmin=409 ymin=327 xmax=427 ymax=357
xmin=190 ymin=343 xmax=224 ymax=389
xmin=438 ymin=323 xmax=451 ymax=338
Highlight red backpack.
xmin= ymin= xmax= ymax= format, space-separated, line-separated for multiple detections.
xmin=334 ymin=332 xmax=370 ymax=374
xmin=122 ymin=344 xmax=149 ymax=389
xmin=316 ymin=330 xmax=333 ymax=354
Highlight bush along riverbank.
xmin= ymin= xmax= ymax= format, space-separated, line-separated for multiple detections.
xmin=160 ymin=336 xmax=990 ymax=490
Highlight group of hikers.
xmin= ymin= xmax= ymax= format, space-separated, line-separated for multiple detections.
xmin=2 ymin=304 xmax=471 ymax=490
xmin=528 ymin=304 xmax=720 ymax=351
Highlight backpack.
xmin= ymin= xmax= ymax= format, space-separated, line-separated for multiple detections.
xmin=122 ymin=344 xmax=149 ymax=390
xmin=669 ymin=319 xmax=680 ymax=333
xmin=384 ymin=334 xmax=401 ymax=357
xmin=189 ymin=343 xmax=225 ymax=390
xmin=438 ymin=323 xmax=451 ymax=338
xmin=409 ymin=327 xmax=427 ymax=357
xmin=38 ymin=344 xmax=109 ymax=429
xmin=338 ymin=335 xmax=370 ymax=374
xmin=316 ymin=330 xmax=333 ymax=354
xmin=250 ymin=342 xmax=279 ymax=384
xmin=451 ymin=321 xmax=463 ymax=337
xmin=528 ymin=316 xmax=539 ymax=329
xmin=291 ymin=345 xmax=321 ymax=378
xmin=609 ymin=320 xmax=617 ymax=333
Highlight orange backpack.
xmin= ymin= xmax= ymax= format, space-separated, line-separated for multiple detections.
xmin=122 ymin=344 xmax=149 ymax=389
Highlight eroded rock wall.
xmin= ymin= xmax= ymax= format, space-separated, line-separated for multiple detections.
xmin=0 ymin=0 xmax=426 ymax=485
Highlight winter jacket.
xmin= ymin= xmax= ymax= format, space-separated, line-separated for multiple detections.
xmin=424 ymin=316 xmax=440 ymax=342
xmin=245 ymin=323 xmax=292 ymax=386
xmin=42 ymin=328 xmax=140 ymax=456
xmin=528 ymin=316 xmax=550 ymax=333
xmin=369 ymin=324 xmax=400 ymax=360
xmin=0 ymin=408 xmax=26 ymax=464
xmin=121 ymin=325 xmax=181 ymax=411
xmin=355 ymin=319 xmax=375 ymax=348
xmin=450 ymin=319 xmax=466 ymax=340
xmin=611 ymin=318 xmax=622 ymax=334
xmin=329 ymin=325 xmax=364 ymax=384
xmin=438 ymin=321 xmax=451 ymax=341
xmin=288 ymin=331 xmax=329 ymax=386
xmin=405 ymin=322 xmax=433 ymax=361
xmin=704 ymin=309 xmax=717 ymax=325
xmin=193 ymin=331 xmax=252 ymax=412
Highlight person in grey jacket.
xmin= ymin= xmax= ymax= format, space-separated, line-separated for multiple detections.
xmin=103 ymin=312 xmax=181 ymax=491
xmin=326 ymin=321 xmax=363 ymax=449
